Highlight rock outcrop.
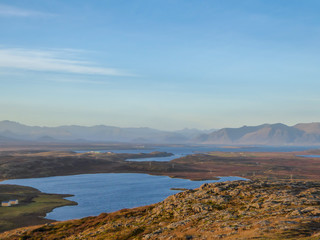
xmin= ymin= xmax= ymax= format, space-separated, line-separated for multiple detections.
xmin=1 ymin=180 xmax=320 ymax=239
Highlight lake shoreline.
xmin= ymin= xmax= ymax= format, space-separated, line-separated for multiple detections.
xmin=0 ymin=184 xmax=77 ymax=233
xmin=1 ymin=149 xmax=320 ymax=181
xmin=0 ymin=174 xmax=246 ymax=233
xmin=1 ymin=147 xmax=319 ymax=233
xmin=2 ymin=179 xmax=320 ymax=239
xmin=1 ymin=174 xmax=246 ymax=222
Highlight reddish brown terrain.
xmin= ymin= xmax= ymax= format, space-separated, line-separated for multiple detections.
xmin=0 ymin=147 xmax=319 ymax=181
xmin=170 ymin=150 xmax=320 ymax=180
xmin=0 ymin=145 xmax=319 ymax=239
xmin=1 ymin=180 xmax=319 ymax=239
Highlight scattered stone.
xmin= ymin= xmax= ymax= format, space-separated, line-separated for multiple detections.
xmin=1 ymin=180 xmax=320 ymax=239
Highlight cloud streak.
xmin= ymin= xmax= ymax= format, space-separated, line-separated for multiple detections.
xmin=0 ymin=48 xmax=132 ymax=76
xmin=0 ymin=4 xmax=53 ymax=17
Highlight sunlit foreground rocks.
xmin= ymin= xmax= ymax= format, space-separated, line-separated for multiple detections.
xmin=1 ymin=180 xmax=320 ymax=239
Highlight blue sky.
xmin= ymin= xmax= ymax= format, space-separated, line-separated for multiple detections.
xmin=1 ymin=0 xmax=320 ymax=130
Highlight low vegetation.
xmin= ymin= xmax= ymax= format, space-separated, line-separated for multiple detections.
xmin=1 ymin=180 xmax=319 ymax=239
xmin=0 ymin=147 xmax=319 ymax=238
xmin=0 ymin=150 xmax=173 ymax=180
xmin=0 ymin=184 xmax=76 ymax=232
xmin=0 ymin=149 xmax=319 ymax=181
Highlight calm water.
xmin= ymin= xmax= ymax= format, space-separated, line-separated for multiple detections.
xmin=297 ymin=155 xmax=320 ymax=158
xmin=77 ymin=145 xmax=318 ymax=162
xmin=1 ymin=174 xmax=247 ymax=221
xmin=1 ymin=145 xmax=316 ymax=221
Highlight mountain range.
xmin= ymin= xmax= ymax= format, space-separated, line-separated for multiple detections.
xmin=0 ymin=120 xmax=212 ymax=144
xmin=198 ymin=123 xmax=320 ymax=145
xmin=1 ymin=120 xmax=320 ymax=145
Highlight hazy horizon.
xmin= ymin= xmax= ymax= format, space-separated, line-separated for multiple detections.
xmin=1 ymin=119 xmax=320 ymax=132
xmin=1 ymin=1 xmax=320 ymax=130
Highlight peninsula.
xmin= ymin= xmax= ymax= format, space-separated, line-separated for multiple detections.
xmin=0 ymin=148 xmax=319 ymax=181
xmin=0 ymin=146 xmax=319 ymax=236
xmin=1 ymin=180 xmax=319 ymax=239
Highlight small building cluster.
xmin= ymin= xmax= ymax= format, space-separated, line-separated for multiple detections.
xmin=1 ymin=199 xmax=19 ymax=207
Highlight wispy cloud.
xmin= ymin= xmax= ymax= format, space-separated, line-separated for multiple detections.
xmin=0 ymin=4 xmax=53 ymax=17
xmin=0 ymin=48 xmax=132 ymax=76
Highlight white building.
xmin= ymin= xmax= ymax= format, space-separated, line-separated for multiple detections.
xmin=9 ymin=199 xmax=19 ymax=205
xmin=1 ymin=201 xmax=11 ymax=207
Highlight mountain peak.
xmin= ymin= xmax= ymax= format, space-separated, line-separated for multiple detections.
xmin=1 ymin=121 xmax=320 ymax=145
xmin=0 ymin=120 xmax=22 ymax=125
xmin=201 ymin=122 xmax=320 ymax=145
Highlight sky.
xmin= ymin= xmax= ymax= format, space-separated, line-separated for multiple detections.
xmin=1 ymin=0 xmax=320 ymax=130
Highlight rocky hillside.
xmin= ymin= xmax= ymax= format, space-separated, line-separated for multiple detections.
xmin=1 ymin=180 xmax=320 ymax=239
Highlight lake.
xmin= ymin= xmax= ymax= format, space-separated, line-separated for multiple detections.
xmin=1 ymin=145 xmax=315 ymax=222
xmin=297 ymin=155 xmax=320 ymax=158
xmin=0 ymin=173 xmax=247 ymax=221
xmin=78 ymin=145 xmax=318 ymax=162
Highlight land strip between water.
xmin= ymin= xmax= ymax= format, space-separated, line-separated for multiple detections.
xmin=0 ymin=146 xmax=319 ymax=234
xmin=0 ymin=185 xmax=76 ymax=232
xmin=0 ymin=148 xmax=320 ymax=181
xmin=1 ymin=180 xmax=320 ymax=239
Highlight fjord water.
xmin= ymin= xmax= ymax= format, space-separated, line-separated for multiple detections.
xmin=1 ymin=174 xmax=246 ymax=221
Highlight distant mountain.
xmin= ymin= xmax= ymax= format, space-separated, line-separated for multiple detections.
xmin=0 ymin=134 xmax=17 ymax=143
xmin=294 ymin=122 xmax=320 ymax=134
xmin=199 ymin=123 xmax=320 ymax=145
xmin=1 ymin=120 xmax=320 ymax=145
xmin=174 ymin=128 xmax=216 ymax=138
xmin=0 ymin=120 xmax=191 ymax=144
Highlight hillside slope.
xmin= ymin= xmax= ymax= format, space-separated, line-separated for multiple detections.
xmin=1 ymin=180 xmax=320 ymax=239
xmin=200 ymin=123 xmax=320 ymax=145
xmin=294 ymin=122 xmax=320 ymax=134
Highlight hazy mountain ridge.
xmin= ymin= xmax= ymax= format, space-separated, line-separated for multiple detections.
xmin=0 ymin=121 xmax=209 ymax=144
xmin=199 ymin=123 xmax=320 ymax=145
xmin=1 ymin=120 xmax=320 ymax=145
xmin=294 ymin=122 xmax=320 ymax=134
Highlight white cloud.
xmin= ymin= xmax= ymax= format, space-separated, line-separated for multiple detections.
xmin=0 ymin=4 xmax=53 ymax=17
xmin=0 ymin=48 xmax=132 ymax=76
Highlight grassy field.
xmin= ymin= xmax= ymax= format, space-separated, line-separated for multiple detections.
xmin=0 ymin=184 xmax=76 ymax=232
